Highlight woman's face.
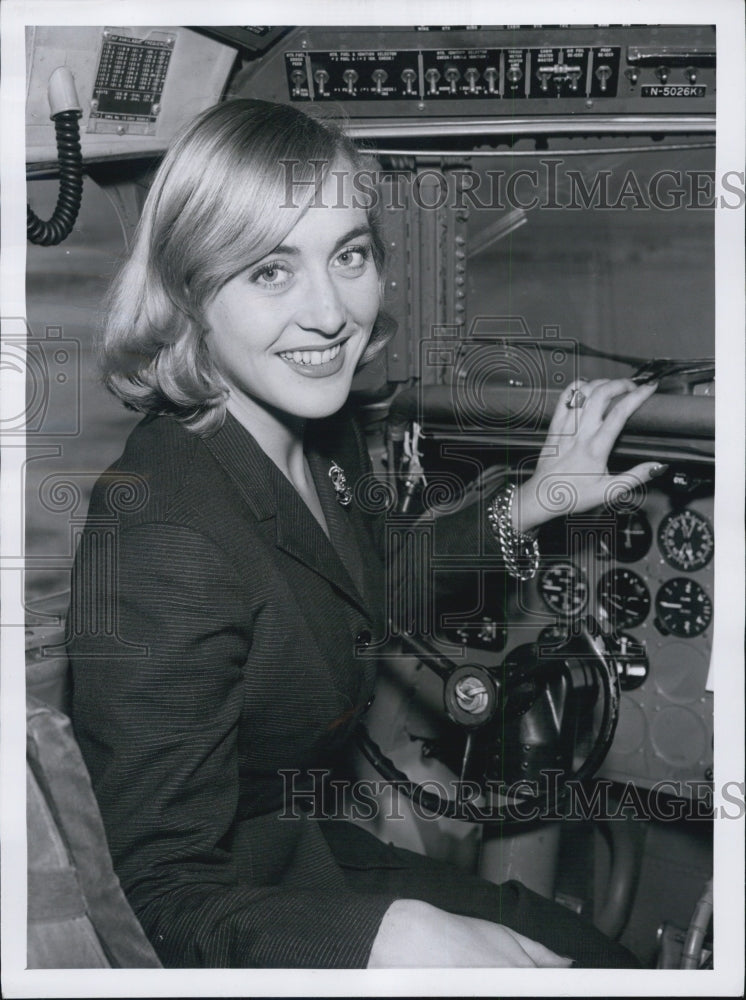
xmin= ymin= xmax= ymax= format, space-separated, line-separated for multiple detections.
xmin=204 ymin=162 xmax=381 ymax=425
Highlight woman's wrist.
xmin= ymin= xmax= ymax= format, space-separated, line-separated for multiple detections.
xmin=486 ymin=482 xmax=541 ymax=581
xmin=511 ymin=477 xmax=546 ymax=534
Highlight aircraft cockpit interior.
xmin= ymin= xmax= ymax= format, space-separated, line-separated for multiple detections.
xmin=8 ymin=13 xmax=744 ymax=987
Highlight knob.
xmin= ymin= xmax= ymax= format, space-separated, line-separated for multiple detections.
xmin=464 ymin=67 xmax=479 ymax=93
xmin=444 ymin=66 xmax=460 ymax=95
xmin=313 ymin=68 xmax=330 ymax=96
xmin=686 ymin=67 xmax=697 ymax=84
xmin=656 ymin=65 xmax=670 ymax=84
xmin=425 ymin=68 xmax=440 ymax=96
xmin=506 ymin=65 xmax=523 ymax=87
xmin=401 ymin=67 xmax=417 ymax=95
xmin=625 ymin=67 xmax=639 ymax=86
xmin=342 ymin=68 xmax=358 ymax=95
xmin=595 ymin=64 xmax=612 ymax=92
xmin=371 ymin=68 xmax=388 ymax=95
xmin=290 ymin=69 xmax=306 ymax=96
xmin=484 ymin=66 xmax=498 ymax=94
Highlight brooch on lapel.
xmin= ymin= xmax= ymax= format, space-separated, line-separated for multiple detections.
xmin=328 ymin=461 xmax=352 ymax=507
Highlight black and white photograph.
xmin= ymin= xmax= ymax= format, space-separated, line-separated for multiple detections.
xmin=1 ymin=0 xmax=744 ymax=996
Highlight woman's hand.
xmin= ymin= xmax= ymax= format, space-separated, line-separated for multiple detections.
xmin=513 ymin=378 xmax=663 ymax=533
xmin=367 ymin=899 xmax=572 ymax=968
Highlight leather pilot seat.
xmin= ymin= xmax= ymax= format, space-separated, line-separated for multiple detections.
xmin=25 ymin=605 xmax=162 ymax=969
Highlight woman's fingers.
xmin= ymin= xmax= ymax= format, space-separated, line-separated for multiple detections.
xmin=610 ymin=461 xmax=670 ymax=496
xmin=593 ymin=380 xmax=659 ymax=448
xmin=548 ymin=378 xmax=606 ymax=433
xmin=506 ymin=927 xmax=573 ymax=967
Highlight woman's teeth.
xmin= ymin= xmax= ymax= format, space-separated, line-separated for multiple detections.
xmin=280 ymin=343 xmax=342 ymax=366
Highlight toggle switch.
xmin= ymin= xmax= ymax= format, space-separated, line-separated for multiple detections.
xmin=595 ymin=64 xmax=612 ymax=92
xmin=425 ymin=68 xmax=441 ymax=96
xmin=401 ymin=67 xmax=417 ymax=95
xmin=371 ymin=68 xmax=388 ymax=95
xmin=464 ymin=67 xmax=479 ymax=93
xmin=290 ymin=69 xmax=306 ymax=96
xmin=506 ymin=65 xmax=523 ymax=88
xmin=313 ymin=69 xmax=330 ymax=96
xmin=625 ymin=67 xmax=640 ymax=86
xmin=656 ymin=65 xmax=670 ymax=84
xmin=444 ymin=66 xmax=460 ymax=95
xmin=342 ymin=68 xmax=358 ymax=95
xmin=484 ymin=66 xmax=498 ymax=94
xmin=686 ymin=67 xmax=697 ymax=84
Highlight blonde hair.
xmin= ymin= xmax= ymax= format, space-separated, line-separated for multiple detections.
xmin=101 ymin=99 xmax=390 ymax=434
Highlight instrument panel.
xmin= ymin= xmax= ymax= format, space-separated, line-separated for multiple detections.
xmin=232 ymin=24 xmax=716 ymax=123
xmin=286 ymin=45 xmax=624 ymax=102
xmin=528 ymin=470 xmax=715 ymax=794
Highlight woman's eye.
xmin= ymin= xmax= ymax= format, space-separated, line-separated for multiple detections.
xmin=334 ymin=245 xmax=371 ymax=271
xmin=251 ymin=262 xmax=290 ymax=287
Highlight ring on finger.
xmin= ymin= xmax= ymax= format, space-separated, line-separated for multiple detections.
xmin=566 ymin=387 xmax=587 ymax=410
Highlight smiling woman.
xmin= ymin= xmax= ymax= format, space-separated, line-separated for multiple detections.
xmin=67 ymin=98 xmax=657 ymax=969
xmin=203 ymin=180 xmax=381 ymax=428
xmin=100 ymin=100 xmax=389 ymax=436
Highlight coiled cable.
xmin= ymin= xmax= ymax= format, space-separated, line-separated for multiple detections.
xmin=27 ymin=67 xmax=84 ymax=246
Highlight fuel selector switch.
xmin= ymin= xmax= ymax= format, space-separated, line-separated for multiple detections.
xmin=290 ymin=69 xmax=306 ymax=97
xmin=371 ymin=68 xmax=388 ymax=95
xmin=313 ymin=68 xmax=330 ymax=97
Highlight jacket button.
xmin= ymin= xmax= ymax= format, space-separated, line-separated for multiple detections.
xmin=355 ymin=629 xmax=372 ymax=647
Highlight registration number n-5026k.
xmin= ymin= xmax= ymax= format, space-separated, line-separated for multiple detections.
xmin=641 ymin=85 xmax=707 ymax=98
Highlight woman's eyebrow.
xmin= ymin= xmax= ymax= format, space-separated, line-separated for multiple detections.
xmin=269 ymin=225 xmax=373 ymax=259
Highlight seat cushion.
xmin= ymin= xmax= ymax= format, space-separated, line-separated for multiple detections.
xmin=26 ymin=696 xmax=162 ymax=968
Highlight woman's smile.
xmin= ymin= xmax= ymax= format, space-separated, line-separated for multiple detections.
xmin=278 ymin=340 xmax=346 ymax=376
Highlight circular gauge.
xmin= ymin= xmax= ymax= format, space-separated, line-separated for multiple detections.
xmin=657 ymin=508 xmax=714 ymax=572
xmin=605 ymin=632 xmax=649 ymax=691
xmin=596 ymin=511 xmax=653 ymax=563
xmin=655 ymin=578 xmax=713 ymax=638
xmin=538 ymin=562 xmax=588 ymax=618
xmin=597 ymin=568 xmax=651 ymax=629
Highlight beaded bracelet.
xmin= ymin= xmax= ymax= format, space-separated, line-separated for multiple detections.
xmin=486 ymin=483 xmax=540 ymax=581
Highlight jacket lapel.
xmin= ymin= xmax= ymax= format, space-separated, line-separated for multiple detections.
xmin=306 ymin=419 xmax=386 ymax=636
xmin=204 ymin=411 xmax=371 ymax=618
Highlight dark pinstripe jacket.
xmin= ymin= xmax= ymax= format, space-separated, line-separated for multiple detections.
xmin=68 ymin=406 xmax=504 ymax=968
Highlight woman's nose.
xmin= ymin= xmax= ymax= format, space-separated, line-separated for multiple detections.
xmin=295 ymin=272 xmax=346 ymax=337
